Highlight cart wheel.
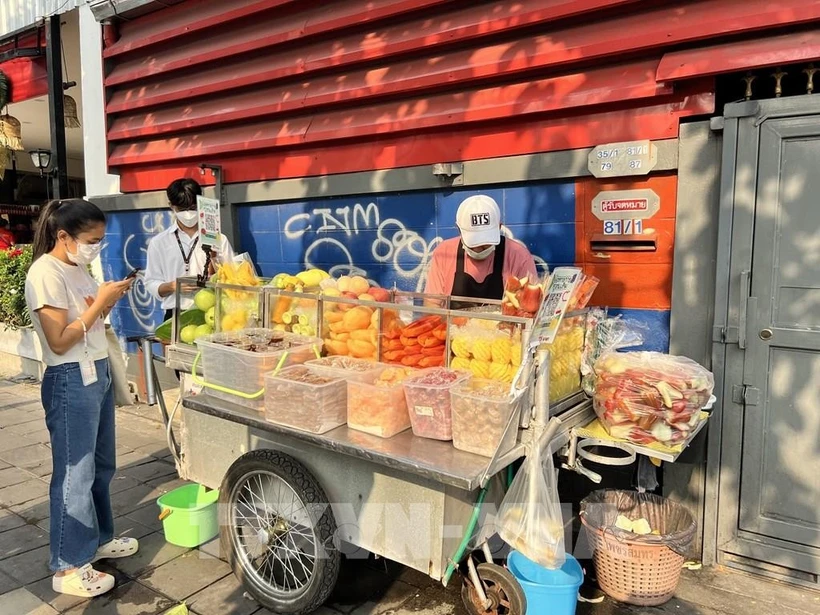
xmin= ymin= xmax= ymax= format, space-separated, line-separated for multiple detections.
xmin=461 ymin=563 xmax=526 ymax=615
xmin=219 ymin=450 xmax=340 ymax=615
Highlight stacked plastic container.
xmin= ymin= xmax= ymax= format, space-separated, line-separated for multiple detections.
xmin=264 ymin=357 xmax=382 ymax=434
xmin=196 ymin=329 xmax=322 ymax=409
xmin=265 ymin=366 xmax=348 ymax=434
xmin=304 ymin=356 xmax=382 ymax=383
xmin=451 ymin=379 xmax=522 ymax=457
xmin=347 ymin=366 xmax=415 ymax=438
xmin=402 ymin=368 xmax=470 ymax=440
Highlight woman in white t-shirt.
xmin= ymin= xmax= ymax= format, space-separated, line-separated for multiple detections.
xmin=25 ymin=199 xmax=139 ymax=598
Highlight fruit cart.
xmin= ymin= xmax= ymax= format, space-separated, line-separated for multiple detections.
xmin=160 ymin=278 xmax=596 ymax=615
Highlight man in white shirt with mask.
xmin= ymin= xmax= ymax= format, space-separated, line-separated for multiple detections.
xmin=144 ymin=178 xmax=235 ymax=323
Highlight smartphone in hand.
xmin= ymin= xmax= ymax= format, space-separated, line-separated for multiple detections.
xmin=124 ymin=268 xmax=142 ymax=281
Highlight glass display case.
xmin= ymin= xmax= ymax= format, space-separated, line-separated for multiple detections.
xmin=169 ymin=282 xmax=588 ymax=406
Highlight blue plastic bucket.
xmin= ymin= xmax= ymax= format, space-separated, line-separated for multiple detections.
xmin=507 ymin=551 xmax=583 ymax=615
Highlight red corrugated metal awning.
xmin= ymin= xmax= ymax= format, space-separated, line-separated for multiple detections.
xmin=657 ymin=30 xmax=820 ymax=82
xmin=0 ymin=29 xmax=48 ymax=102
xmin=1 ymin=57 xmax=48 ymax=102
xmin=100 ymin=0 xmax=820 ymax=192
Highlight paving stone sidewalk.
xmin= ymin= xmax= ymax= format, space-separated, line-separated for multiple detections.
xmin=1 ymin=377 xmax=817 ymax=615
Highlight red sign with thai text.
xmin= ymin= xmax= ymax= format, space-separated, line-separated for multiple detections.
xmin=600 ymin=199 xmax=649 ymax=213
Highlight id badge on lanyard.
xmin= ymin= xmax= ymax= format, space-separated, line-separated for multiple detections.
xmin=78 ymin=319 xmax=98 ymax=386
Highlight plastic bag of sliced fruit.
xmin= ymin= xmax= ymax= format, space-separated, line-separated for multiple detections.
xmin=592 ymin=352 xmax=714 ymax=447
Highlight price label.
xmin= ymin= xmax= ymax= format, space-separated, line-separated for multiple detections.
xmin=588 ymin=140 xmax=657 ymax=178
xmin=603 ymin=219 xmax=644 ymax=235
xmin=196 ymin=196 xmax=222 ymax=247
xmin=531 ymin=267 xmax=582 ymax=347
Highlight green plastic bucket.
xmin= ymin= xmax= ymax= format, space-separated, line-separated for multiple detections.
xmin=156 ymin=483 xmax=220 ymax=548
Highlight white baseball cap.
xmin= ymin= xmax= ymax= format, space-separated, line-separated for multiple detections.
xmin=456 ymin=195 xmax=501 ymax=248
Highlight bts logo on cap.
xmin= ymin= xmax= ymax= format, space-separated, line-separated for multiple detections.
xmin=470 ymin=213 xmax=491 ymax=227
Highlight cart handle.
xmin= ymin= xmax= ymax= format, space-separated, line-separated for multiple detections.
xmin=190 ymin=350 xmax=291 ymax=400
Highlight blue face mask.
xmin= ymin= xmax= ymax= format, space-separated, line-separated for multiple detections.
xmin=464 ymin=244 xmax=495 ymax=261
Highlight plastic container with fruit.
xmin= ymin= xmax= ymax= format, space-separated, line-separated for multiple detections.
xmin=402 ymin=367 xmax=471 ymax=440
xmin=545 ymin=314 xmax=586 ymax=402
xmin=449 ymin=318 xmax=522 ymax=385
xmin=321 ymin=286 xmax=385 ymax=360
xmin=305 ymin=356 xmax=382 ymax=383
xmin=381 ymin=312 xmax=447 ymax=368
xmin=268 ymin=291 xmax=320 ymax=337
xmin=264 ymin=365 xmax=347 ymax=434
xmin=451 ymin=379 xmax=523 ymax=457
xmin=347 ymin=365 xmax=415 ymax=438
xmin=196 ymin=329 xmax=322 ymax=409
xmin=593 ymin=352 xmax=714 ymax=447
xmin=213 ymin=260 xmax=264 ymax=332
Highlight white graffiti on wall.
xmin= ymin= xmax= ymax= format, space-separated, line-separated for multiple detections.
xmin=284 ymin=202 xmax=442 ymax=292
xmin=122 ymin=211 xmax=171 ymax=331
xmin=284 ymin=202 xmax=549 ymax=290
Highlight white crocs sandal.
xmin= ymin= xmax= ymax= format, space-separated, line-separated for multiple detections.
xmin=52 ymin=564 xmax=115 ymax=598
xmin=93 ymin=537 xmax=140 ymax=562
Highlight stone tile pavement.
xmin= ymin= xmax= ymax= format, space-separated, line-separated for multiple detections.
xmin=1 ymin=376 xmax=818 ymax=615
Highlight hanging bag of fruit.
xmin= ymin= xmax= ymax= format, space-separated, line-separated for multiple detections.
xmin=592 ymin=352 xmax=714 ymax=447
xmin=496 ymin=437 xmax=566 ymax=569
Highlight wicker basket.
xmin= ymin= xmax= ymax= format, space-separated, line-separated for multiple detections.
xmin=580 ymin=490 xmax=695 ymax=606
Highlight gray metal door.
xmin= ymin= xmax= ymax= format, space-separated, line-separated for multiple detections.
xmin=739 ymin=115 xmax=820 ymax=548
xmin=712 ymin=96 xmax=820 ymax=581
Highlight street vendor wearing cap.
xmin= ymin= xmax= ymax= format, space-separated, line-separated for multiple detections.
xmin=425 ymin=195 xmax=537 ymax=308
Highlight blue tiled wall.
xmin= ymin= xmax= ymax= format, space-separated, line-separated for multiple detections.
xmin=100 ymin=210 xmax=172 ymax=349
xmin=239 ymin=182 xmax=576 ymax=290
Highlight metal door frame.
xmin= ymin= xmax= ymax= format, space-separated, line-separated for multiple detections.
xmin=706 ymin=95 xmax=820 ymax=586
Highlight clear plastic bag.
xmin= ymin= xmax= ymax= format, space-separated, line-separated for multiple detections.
xmin=566 ymin=274 xmax=599 ymax=311
xmin=501 ymin=272 xmax=549 ymax=318
xmin=497 ymin=443 xmax=566 ymax=569
xmin=581 ymin=312 xmax=644 ymax=396
xmin=593 ymin=352 xmax=714 ymax=447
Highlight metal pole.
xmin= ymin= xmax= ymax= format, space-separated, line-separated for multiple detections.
xmin=45 ymin=15 xmax=69 ymax=200
xmin=533 ymin=348 xmax=551 ymax=427
xmin=141 ymin=339 xmax=157 ymax=405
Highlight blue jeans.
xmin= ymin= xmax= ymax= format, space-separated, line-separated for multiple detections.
xmin=42 ymin=358 xmax=116 ymax=572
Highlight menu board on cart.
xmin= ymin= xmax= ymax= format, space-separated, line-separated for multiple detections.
xmin=530 ymin=267 xmax=582 ymax=348
xmin=196 ymin=196 xmax=222 ymax=247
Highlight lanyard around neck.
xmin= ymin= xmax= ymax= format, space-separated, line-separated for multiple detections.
xmin=174 ymin=229 xmax=199 ymax=273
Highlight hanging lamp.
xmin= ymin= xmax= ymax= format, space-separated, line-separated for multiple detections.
xmin=0 ymin=72 xmax=22 ymax=152
xmin=63 ymin=94 xmax=80 ymax=128
xmin=60 ymin=32 xmax=80 ymax=129
xmin=0 ymin=114 xmax=24 ymax=151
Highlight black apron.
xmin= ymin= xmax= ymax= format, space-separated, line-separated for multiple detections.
xmin=450 ymin=237 xmax=506 ymax=310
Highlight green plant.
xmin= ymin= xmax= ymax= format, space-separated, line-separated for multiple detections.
xmin=0 ymin=245 xmax=32 ymax=330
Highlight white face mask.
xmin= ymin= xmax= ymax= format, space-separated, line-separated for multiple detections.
xmin=175 ymin=209 xmax=198 ymax=227
xmin=464 ymin=244 xmax=495 ymax=261
xmin=66 ymin=240 xmax=105 ymax=266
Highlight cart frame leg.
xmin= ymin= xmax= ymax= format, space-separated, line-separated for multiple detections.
xmin=466 ymin=554 xmax=491 ymax=610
